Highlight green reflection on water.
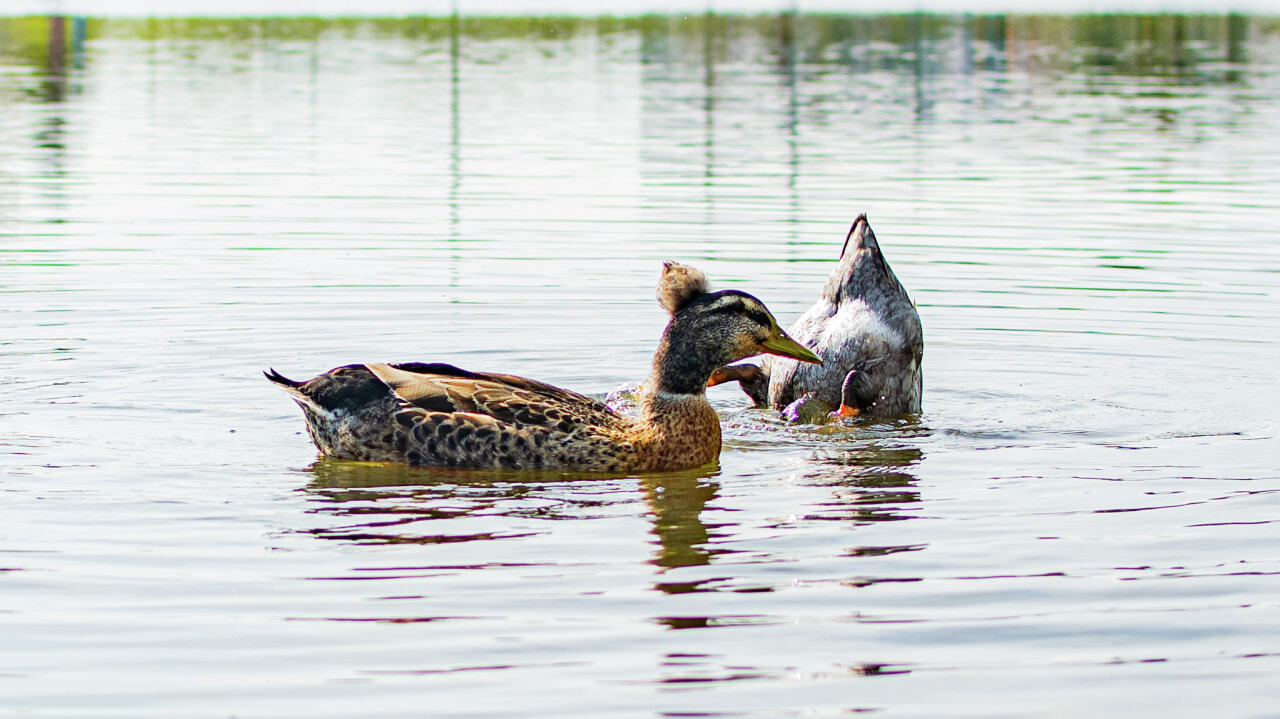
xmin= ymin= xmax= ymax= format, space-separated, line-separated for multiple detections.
xmin=642 ymin=469 xmax=722 ymax=573
xmin=1 ymin=12 xmax=1274 ymax=84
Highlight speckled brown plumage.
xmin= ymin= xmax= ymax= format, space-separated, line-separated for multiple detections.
xmin=267 ymin=262 xmax=821 ymax=472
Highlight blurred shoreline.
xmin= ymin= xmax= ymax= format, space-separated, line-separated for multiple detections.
xmin=3 ymin=0 xmax=1280 ymax=19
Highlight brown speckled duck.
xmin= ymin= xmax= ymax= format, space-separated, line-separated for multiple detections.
xmin=710 ymin=215 xmax=923 ymax=419
xmin=266 ymin=262 xmax=821 ymax=472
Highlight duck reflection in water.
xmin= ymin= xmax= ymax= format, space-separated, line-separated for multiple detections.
xmin=641 ymin=469 xmax=723 ymax=578
xmin=301 ymin=457 xmax=727 ymax=556
xmin=797 ymin=444 xmax=925 ymax=527
xmin=300 ymin=442 xmax=924 ymax=591
xmin=642 ymin=441 xmax=925 ymax=621
xmin=302 ymin=458 xmax=638 ymax=546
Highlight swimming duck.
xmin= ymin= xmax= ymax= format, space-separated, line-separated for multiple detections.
xmin=266 ymin=262 xmax=821 ymax=472
xmin=709 ymin=215 xmax=922 ymax=418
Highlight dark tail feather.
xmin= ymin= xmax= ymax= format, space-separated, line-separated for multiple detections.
xmin=840 ymin=213 xmax=870 ymax=259
xmin=265 ymin=367 xmax=324 ymax=412
xmin=264 ymin=368 xmax=301 ymax=388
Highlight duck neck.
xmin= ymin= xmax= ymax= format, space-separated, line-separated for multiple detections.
xmin=631 ymin=319 xmax=729 ymax=470
xmin=639 ymin=358 xmax=722 ymax=470
xmin=647 ymin=322 xmax=723 ymax=397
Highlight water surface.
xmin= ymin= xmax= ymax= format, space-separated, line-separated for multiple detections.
xmin=2 ymin=12 xmax=1279 ymax=717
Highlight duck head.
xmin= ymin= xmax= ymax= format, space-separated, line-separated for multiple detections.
xmin=651 ymin=262 xmax=821 ymax=395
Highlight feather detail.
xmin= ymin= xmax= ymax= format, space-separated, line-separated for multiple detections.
xmin=264 ymin=368 xmax=329 ymax=415
xmin=656 ymin=261 xmax=709 ymax=314
xmin=364 ymin=362 xmax=444 ymax=406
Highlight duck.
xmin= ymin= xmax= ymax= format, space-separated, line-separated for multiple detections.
xmin=709 ymin=215 xmax=922 ymax=419
xmin=266 ymin=262 xmax=822 ymax=472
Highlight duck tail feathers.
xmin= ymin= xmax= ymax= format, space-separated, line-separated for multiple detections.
xmin=840 ymin=214 xmax=876 ymax=258
xmin=264 ymin=367 xmax=300 ymax=388
xmin=264 ymin=368 xmax=321 ymax=409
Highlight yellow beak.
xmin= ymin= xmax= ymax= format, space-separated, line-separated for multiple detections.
xmin=760 ymin=329 xmax=822 ymax=365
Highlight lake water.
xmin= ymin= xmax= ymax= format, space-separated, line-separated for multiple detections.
xmin=2 ymin=12 xmax=1278 ymax=717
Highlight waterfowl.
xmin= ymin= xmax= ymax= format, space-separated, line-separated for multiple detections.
xmin=266 ymin=262 xmax=821 ymax=472
xmin=777 ymin=367 xmax=882 ymax=424
xmin=710 ymin=215 xmax=923 ymax=419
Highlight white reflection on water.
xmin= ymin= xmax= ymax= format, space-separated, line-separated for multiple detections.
xmin=1 ymin=12 xmax=1279 ymax=718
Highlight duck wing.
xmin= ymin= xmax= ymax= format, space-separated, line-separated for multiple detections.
xmin=366 ymin=362 xmax=625 ymax=433
xmin=387 ymin=362 xmax=603 ymax=402
xmin=265 ymin=361 xmax=600 ymax=420
xmin=367 ymin=362 xmax=638 ymax=470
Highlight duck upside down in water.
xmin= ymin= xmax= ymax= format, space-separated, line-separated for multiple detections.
xmin=709 ymin=215 xmax=923 ymax=419
xmin=266 ymin=262 xmax=821 ymax=472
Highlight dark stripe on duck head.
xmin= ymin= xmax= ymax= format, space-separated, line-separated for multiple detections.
xmin=653 ymin=290 xmax=780 ymax=395
xmin=684 ymin=290 xmax=775 ymax=329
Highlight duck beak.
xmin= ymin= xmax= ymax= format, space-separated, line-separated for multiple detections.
xmin=760 ymin=329 xmax=822 ymax=365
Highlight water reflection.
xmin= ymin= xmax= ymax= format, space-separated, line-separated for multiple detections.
xmin=2 ymin=11 xmax=1269 ymax=233
xmin=645 ymin=438 xmax=926 ymax=634
xmin=303 ymin=457 xmax=643 ymax=546
xmin=0 ymin=16 xmax=89 ymax=101
xmin=798 ymin=443 xmax=924 ymax=526
xmin=447 ymin=8 xmax=462 ymax=286
xmin=302 ymin=436 xmax=924 ymax=583
xmin=46 ymin=17 xmax=66 ymax=79
xmin=1 ymin=14 xmax=1267 ymax=89
xmin=304 ymin=458 xmax=749 ymax=569
xmin=641 ymin=469 xmax=722 ymax=574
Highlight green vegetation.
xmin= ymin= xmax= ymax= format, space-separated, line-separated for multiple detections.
xmin=1 ymin=13 xmax=1274 ymax=78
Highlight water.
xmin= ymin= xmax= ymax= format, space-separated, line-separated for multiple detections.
xmin=2 ymin=12 xmax=1279 ymax=717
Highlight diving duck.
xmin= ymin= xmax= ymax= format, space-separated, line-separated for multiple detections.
xmin=266 ymin=262 xmax=821 ymax=472
xmin=709 ymin=215 xmax=922 ymax=418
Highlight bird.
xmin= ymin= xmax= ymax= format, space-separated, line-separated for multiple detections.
xmin=709 ymin=215 xmax=922 ymax=420
xmin=266 ymin=262 xmax=822 ymax=472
